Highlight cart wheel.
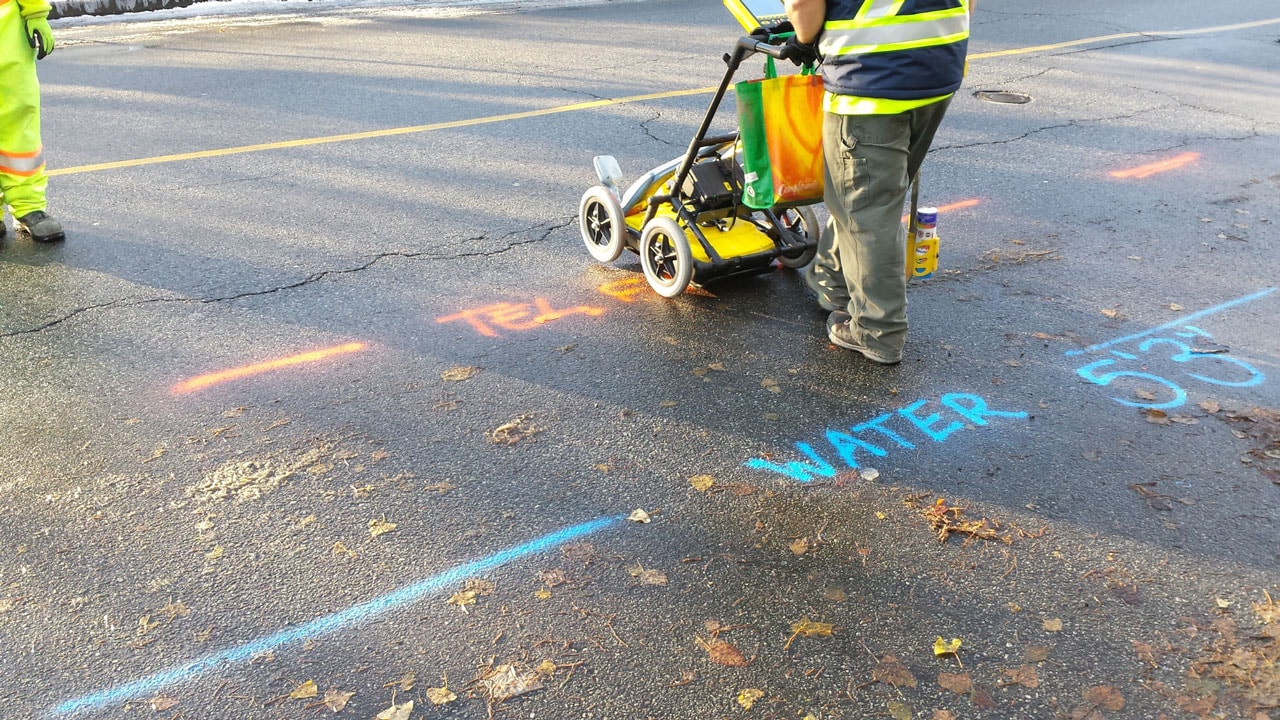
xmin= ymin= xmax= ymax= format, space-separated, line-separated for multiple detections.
xmin=579 ymin=186 xmax=625 ymax=263
xmin=639 ymin=217 xmax=693 ymax=298
xmin=776 ymin=206 xmax=820 ymax=269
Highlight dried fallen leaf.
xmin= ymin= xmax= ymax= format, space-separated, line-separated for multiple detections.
xmin=761 ymin=378 xmax=782 ymax=394
xmin=289 ymin=680 xmax=318 ymax=700
xmin=628 ymin=564 xmax=668 ymax=587
xmin=628 ymin=509 xmax=651 ymax=523
xmin=689 ymin=475 xmax=715 ymax=492
xmin=478 ymin=664 xmax=544 ymax=702
xmin=1146 ymin=409 xmax=1172 ymax=425
xmin=368 ymin=518 xmax=397 ymax=538
xmin=321 ymin=689 xmax=354 ymax=712
xmin=1025 ymin=645 xmax=1050 ymax=663
xmin=448 ymin=590 xmax=478 ymax=609
xmin=1170 ymin=303 xmax=1185 ymax=311
xmin=789 ymin=537 xmax=810 ymax=556
xmin=933 ymin=636 xmax=962 ymax=657
xmin=873 ymin=655 xmax=918 ymax=688
xmin=1083 ymin=685 xmax=1124 ymax=711
xmin=374 ymin=700 xmax=413 ymax=720
xmin=933 ymin=711 xmax=956 ymax=720
xmin=785 ymin=618 xmax=834 ymax=650
xmin=823 ymin=588 xmax=847 ymax=602
xmin=488 ymin=415 xmax=542 ymax=445
xmin=1199 ymin=400 xmax=1221 ymax=414
xmin=1134 ymin=389 xmax=1158 ymax=401
xmin=706 ymin=638 xmax=751 ymax=667
xmin=1254 ymin=594 xmax=1280 ymax=624
xmin=1001 ymin=664 xmax=1040 ymax=688
xmin=887 ymin=700 xmax=913 ymax=720
xmin=970 ymin=684 xmax=997 ymax=709
xmin=737 ymin=688 xmax=765 ymax=710
xmin=1043 ymin=618 xmax=1063 ymax=632
xmin=388 ymin=671 xmax=415 ymax=692
xmin=1101 ymin=308 xmax=1120 ymax=318
xmin=938 ymin=672 xmax=972 ymax=694
xmin=425 ymin=686 xmax=456 ymax=706
xmin=441 ymin=366 xmax=479 ymax=382
xmin=149 ymin=696 xmax=179 ymax=712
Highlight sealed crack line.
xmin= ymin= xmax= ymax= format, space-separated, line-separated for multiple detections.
xmin=930 ymin=109 xmax=1173 ymax=153
xmin=640 ymin=112 xmax=680 ymax=147
xmin=0 ymin=219 xmax=574 ymax=338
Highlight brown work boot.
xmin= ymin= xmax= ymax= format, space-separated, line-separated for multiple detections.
xmin=16 ymin=210 xmax=66 ymax=243
xmin=826 ymin=311 xmax=901 ymax=365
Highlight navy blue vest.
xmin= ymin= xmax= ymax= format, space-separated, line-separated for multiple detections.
xmin=821 ymin=0 xmax=969 ymax=100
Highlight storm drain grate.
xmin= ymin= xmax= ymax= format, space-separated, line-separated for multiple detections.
xmin=974 ymin=90 xmax=1033 ymax=104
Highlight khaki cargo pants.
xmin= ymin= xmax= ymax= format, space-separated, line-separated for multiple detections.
xmin=805 ymin=97 xmax=952 ymax=360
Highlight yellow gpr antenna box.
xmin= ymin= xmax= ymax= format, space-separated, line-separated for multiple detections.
xmin=724 ymin=0 xmax=788 ymax=32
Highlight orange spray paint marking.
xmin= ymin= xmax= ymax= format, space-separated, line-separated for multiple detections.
xmin=172 ymin=341 xmax=368 ymax=395
xmin=436 ymin=298 xmax=605 ymax=337
xmin=1109 ymin=152 xmax=1200 ymax=179
xmin=901 ymin=198 xmax=981 ymax=223
xmin=598 ymin=277 xmax=651 ymax=303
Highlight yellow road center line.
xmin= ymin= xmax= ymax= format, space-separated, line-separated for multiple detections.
xmin=49 ymin=87 xmax=714 ymax=176
xmin=50 ymin=16 xmax=1280 ymax=177
xmin=970 ymin=16 xmax=1280 ymax=59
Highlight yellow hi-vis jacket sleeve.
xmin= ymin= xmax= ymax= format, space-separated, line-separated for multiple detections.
xmin=16 ymin=0 xmax=52 ymax=21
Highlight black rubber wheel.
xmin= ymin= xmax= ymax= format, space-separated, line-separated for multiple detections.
xmin=579 ymin=186 xmax=625 ymax=263
xmin=776 ymin=206 xmax=820 ymax=269
xmin=639 ymin=216 xmax=693 ymax=298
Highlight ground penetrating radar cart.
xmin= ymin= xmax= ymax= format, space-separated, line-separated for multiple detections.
xmin=577 ymin=0 xmax=822 ymax=298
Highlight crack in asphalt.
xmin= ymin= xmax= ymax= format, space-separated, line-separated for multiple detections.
xmin=639 ymin=112 xmax=680 ymax=147
xmin=931 ymin=107 xmax=1171 ymax=153
xmin=0 ymin=219 xmax=574 ymax=338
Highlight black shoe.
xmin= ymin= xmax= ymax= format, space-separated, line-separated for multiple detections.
xmin=16 ymin=211 xmax=65 ymax=243
xmin=826 ymin=311 xmax=901 ymax=365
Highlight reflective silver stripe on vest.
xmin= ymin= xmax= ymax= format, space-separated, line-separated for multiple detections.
xmin=821 ymin=11 xmax=968 ymax=56
xmin=0 ymin=150 xmax=44 ymax=175
xmin=855 ymin=0 xmax=907 ymax=20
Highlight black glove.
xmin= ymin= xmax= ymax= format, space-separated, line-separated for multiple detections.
xmin=779 ymin=36 xmax=820 ymax=67
xmin=752 ymin=19 xmax=804 ymax=39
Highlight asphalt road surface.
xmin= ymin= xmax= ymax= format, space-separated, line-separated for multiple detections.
xmin=2 ymin=1 xmax=1279 ymax=718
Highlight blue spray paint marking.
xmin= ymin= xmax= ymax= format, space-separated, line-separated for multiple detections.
xmin=53 ymin=516 xmax=621 ymax=716
xmin=1065 ymin=287 xmax=1276 ymax=356
xmin=745 ymin=393 xmax=1028 ymax=482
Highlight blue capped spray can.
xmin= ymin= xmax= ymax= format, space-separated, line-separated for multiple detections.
xmin=911 ymin=207 xmax=939 ymax=279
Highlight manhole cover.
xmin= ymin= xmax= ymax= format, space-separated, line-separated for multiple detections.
xmin=975 ymin=90 xmax=1033 ymax=104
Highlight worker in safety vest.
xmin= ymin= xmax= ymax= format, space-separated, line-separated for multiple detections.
xmin=0 ymin=0 xmax=64 ymax=244
xmin=785 ymin=0 xmax=969 ymax=365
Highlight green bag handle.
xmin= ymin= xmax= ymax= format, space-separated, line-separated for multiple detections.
xmin=762 ymin=48 xmax=818 ymax=80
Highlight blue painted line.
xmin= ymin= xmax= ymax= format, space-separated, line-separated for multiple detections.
xmin=53 ymin=515 xmax=622 ymax=716
xmin=1065 ymin=287 xmax=1276 ymax=357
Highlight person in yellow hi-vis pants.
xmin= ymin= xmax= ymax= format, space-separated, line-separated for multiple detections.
xmin=0 ymin=0 xmax=64 ymax=244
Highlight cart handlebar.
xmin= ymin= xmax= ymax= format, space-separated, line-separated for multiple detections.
xmin=738 ymin=32 xmax=819 ymax=66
